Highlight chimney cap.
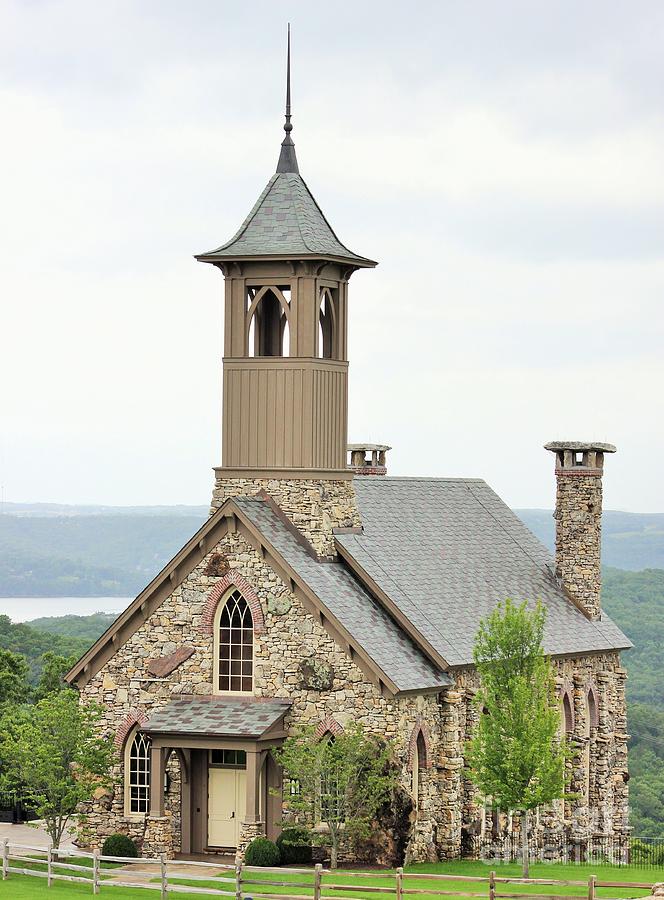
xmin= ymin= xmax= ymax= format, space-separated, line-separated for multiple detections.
xmin=544 ymin=441 xmax=616 ymax=454
xmin=347 ymin=443 xmax=392 ymax=452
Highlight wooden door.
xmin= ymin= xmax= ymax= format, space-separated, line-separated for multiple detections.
xmin=208 ymin=767 xmax=246 ymax=848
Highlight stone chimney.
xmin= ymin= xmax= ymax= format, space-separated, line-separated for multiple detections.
xmin=544 ymin=441 xmax=616 ymax=620
xmin=347 ymin=443 xmax=391 ymax=476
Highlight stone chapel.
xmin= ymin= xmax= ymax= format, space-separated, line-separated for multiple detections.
xmin=66 ymin=46 xmax=631 ymax=864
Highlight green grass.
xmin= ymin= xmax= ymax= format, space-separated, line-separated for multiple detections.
xmin=164 ymin=860 xmax=661 ymax=900
xmin=0 ymin=860 xmax=661 ymax=900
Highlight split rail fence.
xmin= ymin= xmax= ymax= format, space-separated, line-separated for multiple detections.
xmin=0 ymin=841 xmax=656 ymax=898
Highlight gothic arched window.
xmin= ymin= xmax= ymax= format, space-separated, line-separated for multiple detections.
xmin=125 ymin=728 xmax=151 ymax=815
xmin=319 ymin=733 xmax=343 ymax=822
xmin=246 ymin=286 xmax=291 ymax=358
xmin=561 ymin=691 xmax=574 ymax=735
xmin=317 ymin=287 xmax=337 ymax=359
xmin=412 ymin=731 xmax=426 ymax=813
xmin=215 ymin=589 xmax=254 ymax=693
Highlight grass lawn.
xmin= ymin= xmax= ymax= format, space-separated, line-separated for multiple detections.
xmin=0 ymin=860 xmax=660 ymax=900
xmin=165 ymin=860 xmax=661 ymax=900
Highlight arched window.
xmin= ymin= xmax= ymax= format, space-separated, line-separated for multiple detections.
xmin=561 ymin=692 xmax=574 ymax=735
xmin=125 ymin=728 xmax=151 ymax=815
xmin=412 ymin=731 xmax=426 ymax=813
xmin=317 ymin=288 xmax=337 ymax=359
xmin=584 ymin=688 xmax=598 ymax=797
xmin=319 ymin=733 xmax=342 ymax=821
xmin=246 ymin=286 xmax=291 ymax=357
xmin=215 ymin=589 xmax=254 ymax=693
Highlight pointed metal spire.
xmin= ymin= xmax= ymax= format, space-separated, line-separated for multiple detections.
xmin=276 ymin=23 xmax=300 ymax=174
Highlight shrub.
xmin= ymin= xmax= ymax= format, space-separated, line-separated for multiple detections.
xmin=102 ymin=833 xmax=139 ymax=858
xmin=245 ymin=837 xmax=281 ymax=867
xmin=276 ymin=827 xmax=312 ymax=865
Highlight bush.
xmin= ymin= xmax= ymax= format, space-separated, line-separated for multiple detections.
xmin=276 ymin=827 xmax=312 ymax=865
xmin=102 ymin=833 xmax=139 ymax=858
xmin=244 ymin=837 xmax=281 ymax=867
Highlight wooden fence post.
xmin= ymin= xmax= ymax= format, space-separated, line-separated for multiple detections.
xmin=588 ymin=874 xmax=596 ymax=900
xmin=235 ymin=862 xmax=243 ymax=900
xmin=160 ymin=853 xmax=168 ymax=899
xmin=2 ymin=840 xmax=8 ymax=880
xmin=489 ymin=869 xmax=496 ymax=900
xmin=396 ymin=866 xmax=404 ymax=900
xmin=93 ymin=849 xmax=100 ymax=895
xmin=47 ymin=844 xmax=52 ymax=888
xmin=314 ymin=863 xmax=323 ymax=900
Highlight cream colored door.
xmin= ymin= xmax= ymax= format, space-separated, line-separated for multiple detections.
xmin=208 ymin=768 xmax=246 ymax=848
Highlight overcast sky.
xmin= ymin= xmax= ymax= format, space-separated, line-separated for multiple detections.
xmin=1 ymin=0 xmax=663 ymax=513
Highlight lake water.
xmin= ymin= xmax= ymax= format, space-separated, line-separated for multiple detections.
xmin=0 ymin=597 xmax=131 ymax=622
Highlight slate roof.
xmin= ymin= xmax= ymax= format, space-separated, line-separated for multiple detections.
xmin=233 ymin=496 xmax=452 ymax=693
xmin=335 ymin=478 xmax=632 ymax=668
xmin=142 ymin=696 xmax=291 ymax=738
xmin=196 ymin=173 xmax=376 ymax=266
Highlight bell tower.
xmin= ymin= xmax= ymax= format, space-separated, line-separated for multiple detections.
xmin=197 ymin=29 xmax=376 ymax=556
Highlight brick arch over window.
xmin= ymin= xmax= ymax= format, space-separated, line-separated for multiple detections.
xmin=115 ymin=708 xmax=148 ymax=750
xmin=587 ymin=681 xmax=600 ymax=727
xmin=408 ymin=719 xmax=432 ymax=771
xmin=200 ymin=571 xmax=265 ymax=635
xmin=314 ymin=716 xmax=344 ymax=740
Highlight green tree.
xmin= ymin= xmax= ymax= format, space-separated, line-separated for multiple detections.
xmin=0 ymin=647 xmax=31 ymax=706
xmin=272 ymin=722 xmax=396 ymax=869
xmin=0 ymin=689 xmax=112 ymax=848
xmin=35 ymin=652 xmax=79 ymax=701
xmin=466 ymin=599 xmax=570 ymax=876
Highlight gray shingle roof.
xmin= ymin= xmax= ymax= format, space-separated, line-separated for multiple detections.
xmin=196 ymin=173 xmax=376 ymax=266
xmin=233 ymin=496 xmax=451 ymax=694
xmin=336 ymin=478 xmax=631 ymax=667
xmin=142 ymin=696 xmax=291 ymax=738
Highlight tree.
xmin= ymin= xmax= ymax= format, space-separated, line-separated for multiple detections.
xmin=272 ymin=722 xmax=397 ymax=868
xmin=0 ymin=689 xmax=112 ymax=848
xmin=0 ymin=647 xmax=31 ymax=707
xmin=466 ymin=599 xmax=570 ymax=876
xmin=35 ymin=652 xmax=79 ymax=701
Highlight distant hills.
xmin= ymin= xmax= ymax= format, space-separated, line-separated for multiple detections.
xmin=0 ymin=502 xmax=663 ymax=597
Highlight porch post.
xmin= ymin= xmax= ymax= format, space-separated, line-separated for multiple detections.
xmin=150 ymin=746 xmax=165 ymax=817
xmin=244 ymin=749 xmax=261 ymax=824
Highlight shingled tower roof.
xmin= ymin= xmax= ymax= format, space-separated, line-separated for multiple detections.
xmin=196 ymin=28 xmax=375 ymax=268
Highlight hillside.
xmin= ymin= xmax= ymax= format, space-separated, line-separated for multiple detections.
xmin=1 ymin=504 xmax=663 ymax=596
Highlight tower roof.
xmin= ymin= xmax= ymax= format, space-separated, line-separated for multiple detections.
xmin=196 ymin=172 xmax=376 ymax=266
xmin=196 ymin=27 xmax=376 ymax=268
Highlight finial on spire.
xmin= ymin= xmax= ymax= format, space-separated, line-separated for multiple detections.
xmin=276 ymin=23 xmax=300 ymax=174
xmin=284 ymin=23 xmax=292 ymax=135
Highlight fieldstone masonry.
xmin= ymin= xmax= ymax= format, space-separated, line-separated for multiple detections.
xmin=545 ymin=442 xmax=617 ymax=620
xmin=210 ymin=474 xmax=362 ymax=558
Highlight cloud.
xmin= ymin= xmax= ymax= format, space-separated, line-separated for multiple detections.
xmin=0 ymin=0 xmax=662 ymax=511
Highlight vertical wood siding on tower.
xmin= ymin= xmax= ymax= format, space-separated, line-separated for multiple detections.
xmin=222 ymin=358 xmax=347 ymax=470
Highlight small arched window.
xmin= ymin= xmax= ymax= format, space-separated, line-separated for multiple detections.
xmin=215 ymin=589 xmax=254 ymax=693
xmin=319 ymin=733 xmax=342 ymax=822
xmin=562 ymin=692 xmax=574 ymax=735
xmin=125 ymin=728 xmax=151 ymax=816
xmin=412 ymin=731 xmax=426 ymax=813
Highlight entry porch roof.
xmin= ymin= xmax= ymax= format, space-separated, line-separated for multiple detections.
xmin=141 ymin=696 xmax=292 ymax=740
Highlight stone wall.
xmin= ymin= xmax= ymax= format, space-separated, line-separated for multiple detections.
xmin=78 ymin=524 xmax=446 ymax=862
xmin=552 ymin=471 xmax=604 ymax=620
xmin=210 ymin=475 xmax=361 ymax=558
xmin=78 ymin=497 xmax=627 ymax=864
xmin=454 ymin=651 xmax=629 ymax=859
